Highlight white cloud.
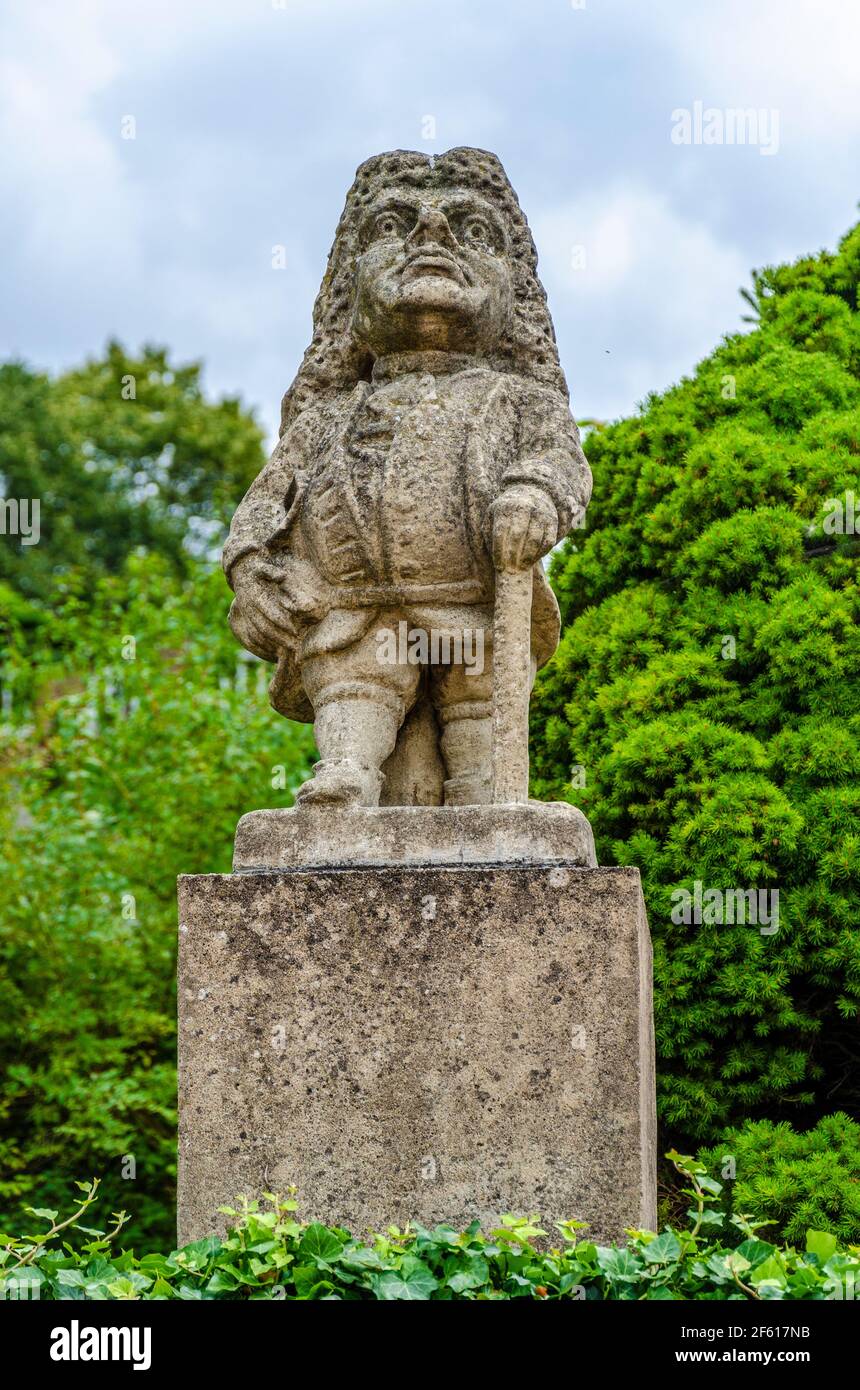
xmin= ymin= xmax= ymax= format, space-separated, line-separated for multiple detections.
xmin=532 ymin=187 xmax=749 ymax=420
xmin=647 ymin=0 xmax=860 ymax=135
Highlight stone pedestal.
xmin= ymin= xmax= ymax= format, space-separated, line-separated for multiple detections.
xmin=177 ymin=806 xmax=656 ymax=1246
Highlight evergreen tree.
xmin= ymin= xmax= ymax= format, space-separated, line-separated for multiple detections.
xmin=532 ymin=223 xmax=860 ymax=1142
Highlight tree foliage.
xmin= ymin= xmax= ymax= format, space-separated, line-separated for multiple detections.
xmin=532 ymin=222 xmax=860 ymax=1140
xmin=0 ymin=341 xmax=265 ymax=602
xmin=0 ymin=556 xmax=314 ymax=1245
xmin=0 ymin=347 xmax=314 ymax=1244
xmin=700 ymin=1113 xmax=860 ymax=1246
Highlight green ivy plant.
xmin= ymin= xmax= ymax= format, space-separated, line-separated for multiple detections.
xmin=1 ymin=1158 xmax=857 ymax=1302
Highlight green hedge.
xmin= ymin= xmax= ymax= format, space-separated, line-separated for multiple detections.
xmin=1 ymin=1157 xmax=857 ymax=1301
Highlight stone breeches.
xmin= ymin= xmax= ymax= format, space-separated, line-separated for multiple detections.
xmin=301 ymin=604 xmax=496 ymax=725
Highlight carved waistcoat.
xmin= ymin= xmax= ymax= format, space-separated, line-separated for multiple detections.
xmin=299 ymin=370 xmax=489 ymax=594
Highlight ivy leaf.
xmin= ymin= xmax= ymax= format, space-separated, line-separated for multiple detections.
xmin=447 ymin=1257 xmax=489 ymax=1292
xmin=642 ymin=1231 xmax=681 ymax=1265
xmin=750 ymin=1256 xmax=787 ymax=1289
xmin=806 ymin=1230 xmax=838 ymax=1264
xmin=338 ymin=1246 xmax=386 ymax=1272
xmin=596 ymin=1248 xmax=644 ymax=1281
xmin=371 ymin=1259 xmax=439 ymax=1301
xmin=735 ymin=1238 xmax=776 ymax=1266
xmin=204 ymin=1268 xmax=243 ymax=1295
xmin=697 ymin=1175 xmax=723 ymax=1197
xmin=298 ymin=1223 xmax=344 ymax=1264
xmin=105 ymin=1277 xmax=139 ymax=1299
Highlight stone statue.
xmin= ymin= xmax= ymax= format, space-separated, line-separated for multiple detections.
xmin=182 ymin=153 xmax=655 ymax=1248
xmin=223 ymin=147 xmax=592 ymax=807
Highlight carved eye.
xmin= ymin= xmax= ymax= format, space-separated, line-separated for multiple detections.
xmin=462 ymin=217 xmax=492 ymax=248
xmin=373 ymin=210 xmax=406 ymax=240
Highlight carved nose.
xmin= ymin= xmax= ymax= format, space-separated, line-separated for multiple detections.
xmin=406 ymin=205 xmax=459 ymax=252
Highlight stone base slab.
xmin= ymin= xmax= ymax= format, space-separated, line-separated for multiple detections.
xmin=177 ymin=862 xmax=655 ymax=1246
xmin=232 ymin=800 xmax=597 ymax=871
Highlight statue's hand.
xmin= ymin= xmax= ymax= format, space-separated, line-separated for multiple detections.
xmin=229 ymin=555 xmax=328 ymax=658
xmin=491 ymin=484 xmax=558 ymax=573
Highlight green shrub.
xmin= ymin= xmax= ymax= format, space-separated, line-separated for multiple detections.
xmin=532 ymin=220 xmax=860 ymax=1140
xmin=699 ymin=1114 xmax=860 ymax=1247
xmin=1 ymin=1157 xmax=856 ymax=1302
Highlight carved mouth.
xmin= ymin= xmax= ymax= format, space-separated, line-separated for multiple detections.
xmin=401 ymin=251 xmax=468 ymax=286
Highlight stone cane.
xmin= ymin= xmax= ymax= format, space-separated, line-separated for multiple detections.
xmin=492 ymin=566 xmax=533 ymax=804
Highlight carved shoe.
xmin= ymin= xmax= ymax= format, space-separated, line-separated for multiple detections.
xmin=295 ymin=759 xmax=384 ymax=808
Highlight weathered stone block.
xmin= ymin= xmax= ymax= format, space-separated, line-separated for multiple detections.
xmin=178 ymin=861 xmax=655 ymax=1246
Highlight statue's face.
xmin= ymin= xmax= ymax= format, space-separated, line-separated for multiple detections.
xmin=350 ymin=187 xmax=513 ymax=357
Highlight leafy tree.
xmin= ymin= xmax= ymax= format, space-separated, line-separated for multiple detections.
xmin=0 ymin=341 xmax=265 ymax=603
xmin=0 ymin=554 xmax=314 ymax=1246
xmin=0 ymin=343 xmax=292 ymax=1240
xmin=532 ymin=221 xmax=860 ymax=1142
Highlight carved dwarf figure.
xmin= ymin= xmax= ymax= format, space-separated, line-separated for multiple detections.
xmin=224 ymin=147 xmax=591 ymax=807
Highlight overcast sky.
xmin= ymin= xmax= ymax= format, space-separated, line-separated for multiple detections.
xmin=2 ymin=0 xmax=858 ymax=441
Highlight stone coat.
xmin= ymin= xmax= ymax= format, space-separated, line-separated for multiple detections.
xmin=223 ymin=362 xmax=592 ymax=722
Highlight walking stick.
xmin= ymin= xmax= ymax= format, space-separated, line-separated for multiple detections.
xmin=492 ymin=565 xmax=533 ymax=804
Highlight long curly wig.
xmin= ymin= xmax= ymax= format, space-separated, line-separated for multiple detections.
xmin=279 ymin=147 xmax=568 ymax=435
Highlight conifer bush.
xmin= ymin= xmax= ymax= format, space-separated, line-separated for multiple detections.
xmin=699 ymin=1114 xmax=860 ymax=1246
xmin=531 ymin=223 xmax=860 ymax=1143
